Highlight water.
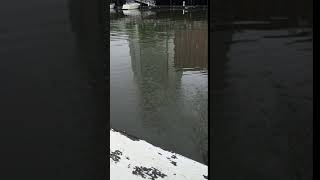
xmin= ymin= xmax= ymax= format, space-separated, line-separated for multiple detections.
xmin=110 ymin=9 xmax=208 ymax=164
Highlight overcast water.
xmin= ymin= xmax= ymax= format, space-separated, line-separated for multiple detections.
xmin=111 ymin=9 xmax=208 ymax=164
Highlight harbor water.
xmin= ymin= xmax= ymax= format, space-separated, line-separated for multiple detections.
xmin=110 ymin=9 xmax=208 ymax=164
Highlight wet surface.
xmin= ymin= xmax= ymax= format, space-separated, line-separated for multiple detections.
xmin=0 ymin=0 xmax=107 ymax=179
xmin=110 ymin=9 xmax=208 ymax=164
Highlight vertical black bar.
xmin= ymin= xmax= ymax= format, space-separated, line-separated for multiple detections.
xmin=210 ymin=0 xmax=313 ymax=179
xmin=208 ymin=0 xmax=212 ymax=179
xmin=313 ymin=0 xmax=318 ymax=178
xmin=103 ymin=0 xmax=111 ymax=178
xmin=0 ymin=0 xmax=108 ymax=179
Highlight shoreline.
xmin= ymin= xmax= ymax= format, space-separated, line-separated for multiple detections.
xmin=110 ymin=129 xmax=208 ymax=180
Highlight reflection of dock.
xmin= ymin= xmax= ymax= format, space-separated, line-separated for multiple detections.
xmin=174 ymin=24 xmax=208 ymax=70
xmin=110 ymin=129 xmax=208 ymax=180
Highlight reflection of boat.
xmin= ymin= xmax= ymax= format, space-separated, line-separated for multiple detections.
xmin=110 ymin=3 xmax=115 ymax=9
xmin=123 ymin=9 xmax=141 ymax=16
xmin=142 ymin=10 xmax=156 ymax=17
xmin=110 ymin=9 xmax=116 ymax=14
xmin=122 ymin=2 xmax=140 ymax=10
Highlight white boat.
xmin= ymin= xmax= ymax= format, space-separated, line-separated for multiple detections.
xmin=110 ymin=3 xmax=115 ymax=9
xmin=122 ymin=9 xmax=141 ymax=16
xmin=122 ymin=2 xmax=140 ymax=10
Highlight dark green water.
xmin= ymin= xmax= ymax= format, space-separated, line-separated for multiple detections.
xmin=110 ymin=9 xmax=208 ymax=164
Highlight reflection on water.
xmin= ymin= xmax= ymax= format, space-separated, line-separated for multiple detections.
xmin=111 ymin=9 xmax=208 ymax=164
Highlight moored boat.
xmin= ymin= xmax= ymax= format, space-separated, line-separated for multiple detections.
xmin=122 ymin=2 xmax=140 ymax=10
xmin=122 ymin=9 xmax=141 ymax=16
xmin=110 ymin=3 xmax=115 ymax=9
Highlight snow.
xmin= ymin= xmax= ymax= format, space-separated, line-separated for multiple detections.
xmin=110 ymin=129 xmax=208 ymax=180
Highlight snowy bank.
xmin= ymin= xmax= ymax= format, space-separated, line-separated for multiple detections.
xmin=110 ymin=129 xmax=208 ymax=180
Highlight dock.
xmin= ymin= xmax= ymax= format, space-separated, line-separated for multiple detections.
xmin=110 ymin=129 xmax=208 ymax=180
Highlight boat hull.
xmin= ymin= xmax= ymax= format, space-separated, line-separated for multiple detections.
xmin=122 ymin=3 xmax=140 ymax=10
xmin=110 ymin=3 xmax=115 ymax=9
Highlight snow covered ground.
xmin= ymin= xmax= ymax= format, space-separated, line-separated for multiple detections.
xmin=110 ymin=129 xmax=208 ymax=180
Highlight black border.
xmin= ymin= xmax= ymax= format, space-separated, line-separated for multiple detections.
xmin=102 ymin=0 xmax=110 ymax=178
xmin=208 ymin=0 xmax=212 ymax=179
xmin=313 ymin=0 xmax=318 ymax=179
xmin=208 ymin=1 xmax=315 ymax=179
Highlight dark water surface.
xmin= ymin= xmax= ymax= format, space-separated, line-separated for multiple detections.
xmin=110 ymin=9 xmax=208 ymax=164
